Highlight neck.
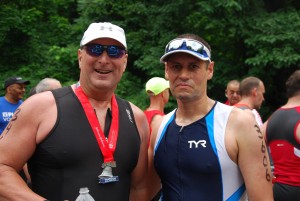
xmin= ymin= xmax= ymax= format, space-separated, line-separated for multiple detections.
xmin=73 ymin=84 xmax=114 ymax=102
xmin=4 ymin=94 xmax=19 ymax=104
xmin=236 ymin=98 xmax=253 ymax=109
xmin=89 ymin=97 xmax=112 ymax=111
xmin=176 ymin=97 xmax=215 ymax=126
xmin=145 ymin=98 xmax=165 ymax=113
xmin=283 ymin=95 xmax=300 ymax=108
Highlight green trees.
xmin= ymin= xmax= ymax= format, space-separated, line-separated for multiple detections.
xmin=0 ymin=0 xmax=299 ymax=119
xmin=242 ymin=7 xmax=300 ymax=115
xmin=0 ymin=0 xmax=78 ymax=86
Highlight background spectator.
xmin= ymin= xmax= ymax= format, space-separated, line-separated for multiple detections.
xmin=0 ymin=76 xmax=30 ymax=134
xmin=224 ymin=79 xmax=240 ymax=106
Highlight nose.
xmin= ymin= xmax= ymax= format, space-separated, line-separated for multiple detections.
xmin=178 ymin=68 xmax=191 ymax=80
xmin=233 ymin=92 xmax=239 ymax=96
xmin=20 ymin=85 xmax=26 ymax=92
xmin=97 ymin=50 xmax=110 ymax=63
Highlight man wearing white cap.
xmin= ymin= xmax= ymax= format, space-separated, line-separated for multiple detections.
xmin=144 ymin=77 xmax=169 ymax=135
xmin=0 ymin=22 xmax=149 ymax=201
xmin=146 ymin=34 xmax=273 ymax=200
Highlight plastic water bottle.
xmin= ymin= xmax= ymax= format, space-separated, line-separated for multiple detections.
xmin=75 ymin=187 xmax=95 ymax=201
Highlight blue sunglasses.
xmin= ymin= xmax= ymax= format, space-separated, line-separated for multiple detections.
xmin=83 ymin=43 xmax=126 ymax=58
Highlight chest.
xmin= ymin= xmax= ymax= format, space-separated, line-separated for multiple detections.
xmin=154 ymin=119 xmax=221 ymax=175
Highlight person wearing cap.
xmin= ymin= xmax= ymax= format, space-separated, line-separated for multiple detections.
xmin=0 ymin=76 xmax=30 ymax=134
xmin=144 ymin=77 xmax=170 ymax=134
xmin=146 ymin=34 xmax=273 ymax=200
xmin=0 ymin=22 xmax=149 ymax=201
xmin=144 ymin=77 xmax=169 ymax=201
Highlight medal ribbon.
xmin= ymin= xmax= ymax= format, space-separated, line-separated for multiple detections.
xmin=75 ymin=86 xmax=119 ymax=163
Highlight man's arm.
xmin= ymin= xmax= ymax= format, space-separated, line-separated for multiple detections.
xmin=227 ymin=109 xmax=273 ymax=201
xmin=0 ymin=92 xmax=57 ymax=200
xmin=129 ymin=103 xmax=150 ymax=201
xmin=146 ymin=115 xmax=163 ymax=200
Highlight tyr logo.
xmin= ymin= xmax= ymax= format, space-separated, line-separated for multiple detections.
xmin=188 ymin=140 xmax=206 ymax=148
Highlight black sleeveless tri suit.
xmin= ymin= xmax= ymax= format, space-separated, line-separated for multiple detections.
xmin=28 ymin=86 xmax=141 ymax=201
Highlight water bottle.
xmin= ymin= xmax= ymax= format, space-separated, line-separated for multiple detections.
xmin=75 ymin=187 xmax=95 ymax=201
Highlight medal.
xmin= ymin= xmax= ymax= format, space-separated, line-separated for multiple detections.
xmin=98 ymin=161 xmax=119 ymax=184
xmin=75 ymin=86 xmax=120 ymax=184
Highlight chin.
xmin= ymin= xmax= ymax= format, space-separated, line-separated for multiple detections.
xmin=176 ymin=94 xmax=192 ymax=101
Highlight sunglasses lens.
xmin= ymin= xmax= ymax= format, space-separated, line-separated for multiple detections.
xmin=85 ymin=44 xmax=103 ymax=56
xmin=85 ymin=44 xmax=125 ymax=58
xmin=186 ymin=41 xmax=203 ymax=54
xmin=107 ymin=46 xmax=125 ymax=58
xmin=167 ymin=40 xmax=183 ymax=52
xmin=164 ymin=39 xmax=210 ymax=60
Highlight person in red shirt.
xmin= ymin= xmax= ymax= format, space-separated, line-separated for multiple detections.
xmin=144 ymin=77 xmax=170 ymax=134
xmin=264 ymin=70 xmax=300 ymax=201
xmin=224 ymin=79 xmax=240 ymax=106
xmin=234 ymin=76 xmax=265 ymax=127
xmin=144 ymin=77 xmax=169 ymax=201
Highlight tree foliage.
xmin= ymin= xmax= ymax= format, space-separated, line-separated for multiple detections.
xmin=0 ymin=0 xmax=299 ymax=119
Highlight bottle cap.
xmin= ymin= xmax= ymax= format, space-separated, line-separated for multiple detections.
xmin=79 ymin=187 xmax=89 ymax=194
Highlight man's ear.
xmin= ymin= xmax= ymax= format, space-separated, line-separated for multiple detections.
xmin=252 ymin=88 xmax=258 ymax=97
xmin=207 ymin=61 xmax=214 ymax=80
xmin=122 ymin=54 xmax=128 ymax=72
xmin=78 ymin=49 xmax=83 ymax=69
xmin=6 ymin=86 xmax=11 ymax=93
xmin=165 ymin=63 xmax=169 ymax=80
xmin=160 ymin=92 xmax=165 ymax=99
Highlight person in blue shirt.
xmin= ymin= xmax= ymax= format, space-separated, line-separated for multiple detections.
xmin=0 ymin=76 xmax=30 ymax=135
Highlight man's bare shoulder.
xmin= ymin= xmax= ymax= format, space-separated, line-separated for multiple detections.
xmin=226 ymin=108 xmax=259 ymax=155
xmin=0 ymin=91 xmax=57 ymax=146
xmin=152 ymin=115 xmax=164 ymax=129
xmin=229 ymin=107 xmax=257 ymax=128
xmin=25 ymin=91 xmax=56 ymax=106
xmin=230 ymin=108 xmax=260 ymax=140
xmin=129 ymin=102 xmax=145 ymax=117
xmin=12 ymin=91 xmax=56 ymax=123
xmin=129 ymin=102 xmax=149 ymax=126
xmin=128 ymin=102 xmax=149 ymax=142
xmin=149 ymin=115 xmax=164 ymax=150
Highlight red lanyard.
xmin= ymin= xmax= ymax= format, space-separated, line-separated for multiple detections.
xmin=75 ymin=86 xmax=119 ymax=163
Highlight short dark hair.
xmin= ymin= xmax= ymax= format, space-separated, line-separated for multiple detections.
xmin=285 ymin=70 xmax=300 ymax=98
xmin=227 ymin=80 xmax=240 ymax=88
xmin=239 ymin=76 xmax=262 ymax=97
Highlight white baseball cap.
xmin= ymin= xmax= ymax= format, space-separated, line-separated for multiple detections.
xmin=80 ymin=22 xmax=127 ymax=49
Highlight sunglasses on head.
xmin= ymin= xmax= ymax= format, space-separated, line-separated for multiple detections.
xmin=83 ymin=43 xmax=126 ymax=58
xmin=165 ymin=38 xmax=211 ymax=60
